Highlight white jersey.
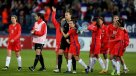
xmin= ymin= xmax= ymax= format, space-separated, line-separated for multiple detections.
xmin=32 ymin=21 xmax=47 ymax=44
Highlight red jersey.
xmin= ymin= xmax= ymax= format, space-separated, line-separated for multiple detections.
xmin=107 ymin=24 xmax=118 ymax=55
xmin=109 ymin=28 xmax=124 ymax=56
xmin=107 ymin=24 xmax=118 ymax=40
xmin=68 ymin=28 xmax=80 ymax=55
xmin=68 ymin=28 xmax=80 ymax=46
xmin=101 ymin=24 xmax=108 ymax=43
xmin=8 ymin=23 xmax=21 ymax=43
xmin=87 ymin=24 xmax=102 ymax=54
xmin=8 ymin=23 xmax=21 ymax=51
xmin=101 ymin=24 xmax=109 ymax=53
xmin=51 ymin=11 xmax=62 ymax=45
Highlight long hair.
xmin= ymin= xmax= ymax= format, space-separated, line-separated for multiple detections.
xmin=116 ymin=19 xmax=124 ymax=27
xmin=96 ymin=17 xmax=103 ymax=28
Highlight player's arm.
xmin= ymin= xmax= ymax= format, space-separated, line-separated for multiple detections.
xmin=110 ymin=31 xmax=122 ymax=42
xmin=13 ymin=25 xmax=21 ymax=41
xmin=66 ymin=39 xmax=70 ymax=44
xmin=34 ymin=23 xmax=47 ymax=36
xmin=124 ymin=30 xmax=130 ymax=48
xmin=87 ymin=24 xmax=97 ymax=31
xmin=61 ymin=28 xmax=69 ymax=38
xmin=51 ymin=7 xmax=60 ymax=28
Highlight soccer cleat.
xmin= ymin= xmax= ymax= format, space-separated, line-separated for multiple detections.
xmin=17 ymin=67 xmax=22 ymax=71
xmin=124 ymin=69 xmax=129 ymax=74
xmin=38 ymin=67 xmax=46 ymax=71
xmin=116 ymin=73 xmax=120 ymax=76
xmin=85 ymin=68 xmax=89 ymax=74
xmin=99 ymin=70 xmax=107 ymax=74
xmin=2 ymin=66 xmax=8 ymax=71
xmin=53 ymin=69 xmax=60 ymax=73
xmin=29 ymin=66 xmax=35 ymax=71
xmin=111 ymin=70 xmax=116 ymax=75
xmin=90 ymin=68 xmax=94 ymax=72
xmin=72 ymin=70 xmax=77 ymax=74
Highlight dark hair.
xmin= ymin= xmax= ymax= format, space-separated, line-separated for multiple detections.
xmin=70 ymin=19 xmax=78 ymax=29
xmin=65 ymin=9 xmax=72 ymax=16
xmin=117 ymin=19 xmax=124 ymax=27
xmin=96 ymin=17 xmax=103 ymax=28
xmin=35 ymin=13 xmax=44 ymax=20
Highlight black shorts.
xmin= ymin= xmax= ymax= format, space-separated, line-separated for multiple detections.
xmin=34 ymin=43 xmax=44 ymax=51
xmin=60 ymin=37 xmax=70 ymax=50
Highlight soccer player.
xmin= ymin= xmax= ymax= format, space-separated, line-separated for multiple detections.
xmin=107 ymin=15 xmax=119 ymax=75
xmin=87 ymin=17 xmax=106 ymax=73
xmin=120 ymin=29 xmax=129 ymax=73
xmin=117 ymin=19 xmax=129 ymax=74
xmin=51 ymin=6 xmax=62 ymax=71
xmin=109 ymin=19 xmax=125 ymax=75
xmin=29 ymin=13 xmax=47 ymax=71
xmin=61 ymin=20 xmax=89 ymax=73
xmin=100 ymin=17 xmax=109 ymax=72
xmin=2 ymin=15 xmax=22 ymax=71
xmin=53 ymin=8 xmax=76 ymax=73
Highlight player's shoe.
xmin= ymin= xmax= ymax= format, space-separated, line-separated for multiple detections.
xmin=99 ymin=70 xmax=107 ymax=74
xmin=85 ymin=68 xmax=89 ymax=74
xmin=111 ymin=70 xmax=116 ymax=75
xmin=72 ymin=70 xmax=77 ymax=74
xmin=2 ymin=66 xmax=8 ymax=71
xmin=116 ymin=73 xmax=120 ymax=76
xmin=29 ymin=66 xmax=35 ymax=71
xmin=38 ymin=67 xmax=46 ymax=71
xmin=17 ymin=67 xmax=22 ymax=71
xmin=124 ymin=69 xmax=129 ymax=74
xmin=53 ymin=69 xmax=61 ymax=73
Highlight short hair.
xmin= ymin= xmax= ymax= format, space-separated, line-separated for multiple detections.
xmin=11 ymin=15 xmax=17 ymax=20
xmin=65 ymin=9 xmax=72 ymax=15
xmin=35 ymin=13 xmax=44 ymax=20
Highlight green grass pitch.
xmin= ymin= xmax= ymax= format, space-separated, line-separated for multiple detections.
xmin=0 ymin=48 xmax=136 ymax=76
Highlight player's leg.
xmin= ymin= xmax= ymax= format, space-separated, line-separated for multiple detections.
xmin=96 ymin=54 xmax=106 ymax=74
xmin=2 ymin=49 xmax=12 ymax=70
xmin=74 ymin=55 xmax=89 ymax=74
xmin=15 ymin=51 xmax=22 ymax=71
xmin=53 ymin=52 xmax=58 ymax=70
xmin=116 ymin=56 xmax=121 ymax=75
xmin=38 ymin=44 xmax=46 ymax=71
xmin=110 ymin=55 xmax=117 ymax=75
xmin=53 ymin=45 xmax=59 ymax=71
xmin=72 ymin=56 xmax=76 ymax=73
xmin=89 ymin=54 xmax=96 ymax=72
xmin=29 ymin=44 xmax=45 ymax=71
xmin=120 ymin=56 xmax=129 ymax=73
xmin=66 ymin=53 xmax=72 ymax=72
xmin=54 ymin=49 xmax=64 ymax=73
xmin=103 ymin=53 xmax=109 ymax=72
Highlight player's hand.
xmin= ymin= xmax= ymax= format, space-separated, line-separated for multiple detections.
xmin=10 ymin=39 xmax=14 ymax=43
xmin=31 ymin=30 xmax=35 ymax=34
xmin=60 ymin=28 xmax=64 ymax=32
xmin=52 ymin=6 xmax=56 ymax=12
xmin=66 ymin=39 xmax=70 ymax=44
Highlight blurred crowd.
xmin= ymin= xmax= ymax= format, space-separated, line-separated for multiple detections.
xmin=0 ymin=0 xmax=136 ymax=34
